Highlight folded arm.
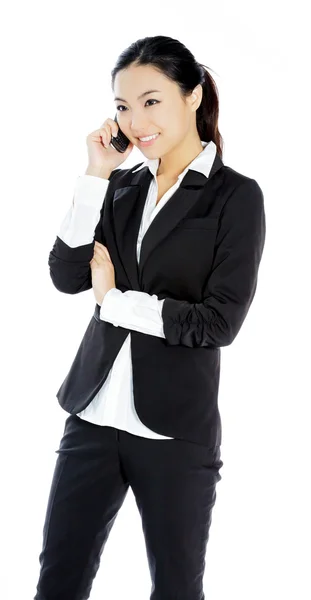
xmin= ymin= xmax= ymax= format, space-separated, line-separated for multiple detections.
xmin=100 ymin=179 xmax=265 ymax=345
xmin=48 ymin=170 xmax=121 ymax=294
xmin=50 ymin=175 xmax=265 ymax=347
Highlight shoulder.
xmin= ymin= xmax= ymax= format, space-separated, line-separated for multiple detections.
xmin=223 ymin=165 xmax=262 ymax=192
xmin=220 ymin=165 xmax=264 ymax=210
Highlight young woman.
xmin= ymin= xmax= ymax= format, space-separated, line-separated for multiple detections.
xmin=34 ymin=35 xmax=266 ymax=600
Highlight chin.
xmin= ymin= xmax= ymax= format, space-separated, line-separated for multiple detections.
xmin=141 ymin=150 xmax=162 ymax=160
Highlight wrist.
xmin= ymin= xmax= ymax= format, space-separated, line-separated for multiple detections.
xmin=100 ymin=286 xmax=117 ymax=304
xmin=85 ymin=166 xmax=112 ymax=179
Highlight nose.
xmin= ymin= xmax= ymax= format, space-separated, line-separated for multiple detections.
xmin=130 ymin=117 xmax=151 ymax=138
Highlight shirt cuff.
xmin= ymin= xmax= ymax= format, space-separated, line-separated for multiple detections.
xmin=100 ymin=288 xmax=165 ymax=338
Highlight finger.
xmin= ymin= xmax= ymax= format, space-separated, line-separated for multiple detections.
xmin=102 ymin=246 xmax=111 ymax=259
xmin=102 ymin=127 xmax=111 ymax=148
xmin=99 ymin=120 xmax=119 ymax=138
xmin=93 ymin=250 xmax=110 ymax=268
xmin=101 ymin=124 xmax=117 ymax=148
xmin=91 ymin=254 xmax=101 ymax=266
xmin=94 ymin=245 xmax=111 ymax=261
xmin=93 ymin=246 xmax=106 ymax=259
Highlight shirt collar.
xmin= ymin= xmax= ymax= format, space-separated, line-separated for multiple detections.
xmin=131 ymin=140 xmax=217 ymax=180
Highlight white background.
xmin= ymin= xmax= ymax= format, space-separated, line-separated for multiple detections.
xmin=1 ymin=1 xmax=310 ymax=598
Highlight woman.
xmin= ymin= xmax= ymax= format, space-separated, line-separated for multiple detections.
xmin=34 ymin=35 xmax=266 ymax=600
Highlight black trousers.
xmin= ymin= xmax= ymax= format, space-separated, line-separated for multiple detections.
xmin=33 ymin=413 xmax=223 ymax=600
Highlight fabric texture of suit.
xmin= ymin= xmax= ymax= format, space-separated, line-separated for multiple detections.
xmin=49 ymin=149 xmax=266 ymax=448
xmin=56 ymin=140 xmax=216 ymax=440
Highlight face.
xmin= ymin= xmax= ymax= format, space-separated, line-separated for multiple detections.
xmin=113 ymin=64 xmax=202 ymax=159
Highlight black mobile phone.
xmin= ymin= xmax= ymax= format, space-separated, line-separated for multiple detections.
xmin=109 ymin=113 xmax=130 ymax=153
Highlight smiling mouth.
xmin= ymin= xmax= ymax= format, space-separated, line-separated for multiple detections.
xmin=136 ymin=133 xmax=160 ymax=145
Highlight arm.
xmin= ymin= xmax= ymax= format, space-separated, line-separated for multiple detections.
xmin=58 ymin=175 xmax=110 ymax=247
xmin=161 ymin=179 xmax=266 ymax=347
xmin=48 ymin=169 xmax=121 ymax=294
xmin=100 ymin=287 xmax=165 ymax=338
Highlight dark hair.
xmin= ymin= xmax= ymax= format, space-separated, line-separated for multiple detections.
xmin=111 ymin=35 xmax=224 ymax=159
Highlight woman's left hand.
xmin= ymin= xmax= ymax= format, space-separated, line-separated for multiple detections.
xmin=90 ymin=241 xmax=116 ymax=306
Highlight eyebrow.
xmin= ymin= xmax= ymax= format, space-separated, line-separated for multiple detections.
xmin=114 ymin=89 xmax=161 ymax=102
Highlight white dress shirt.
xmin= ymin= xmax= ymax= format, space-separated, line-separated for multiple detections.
xmin=57 ymin=140 xmax=217 ymax=439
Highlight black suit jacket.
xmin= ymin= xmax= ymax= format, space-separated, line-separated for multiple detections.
xmin=49 ymin=151 xmax=266 ymax=448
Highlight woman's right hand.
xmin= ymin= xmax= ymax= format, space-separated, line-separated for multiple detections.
xmin=86 ymin=118 xmax=134 ymax=173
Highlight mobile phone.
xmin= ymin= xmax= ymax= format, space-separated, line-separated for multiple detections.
xmin=109 ymin=113 xmax=130 ymax=153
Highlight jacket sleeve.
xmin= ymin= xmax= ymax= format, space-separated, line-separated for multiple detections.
xmin=48 ymin=168 xmax=121 ymax=294
xmin=161 ymin=178 xmax=266 ymax=348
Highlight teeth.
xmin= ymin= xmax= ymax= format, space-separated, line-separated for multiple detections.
xmin=139 ymin=133 xmax=159 ymax=141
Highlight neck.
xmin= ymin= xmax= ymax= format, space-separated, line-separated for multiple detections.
xmin=156 ymin=133 xmax=204 ymax=179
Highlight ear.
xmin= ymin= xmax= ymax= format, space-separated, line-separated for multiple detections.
xmin=189 ymin=84 xmax=203 ymax=111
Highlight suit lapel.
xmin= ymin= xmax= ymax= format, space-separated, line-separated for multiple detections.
xmin=108 ymin=152 xmax=224 ymax=291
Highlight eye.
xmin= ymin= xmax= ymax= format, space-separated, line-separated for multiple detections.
xmin=116 ymin=99 xmax=160 ymax=111
xmin=145 ymin=99 xmax=159 ymax=107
